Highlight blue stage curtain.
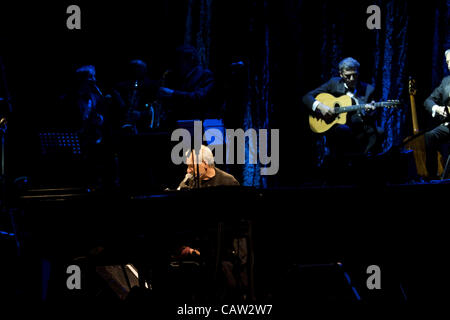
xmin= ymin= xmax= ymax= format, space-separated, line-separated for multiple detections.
xmin=375 ymin=1 xmax=408 ymax=152
xmin=241 ymin=0 xmax=271 ymax=188
xmin=184 ymin=0 xmax=213 ymax=67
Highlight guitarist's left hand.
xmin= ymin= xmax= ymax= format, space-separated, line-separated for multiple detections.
xmin=362 ymin=100 xmax=376 ymax=116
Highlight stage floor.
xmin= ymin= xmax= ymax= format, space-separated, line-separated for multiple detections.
xmin=3 ymin=178 xmax=449 ymax=304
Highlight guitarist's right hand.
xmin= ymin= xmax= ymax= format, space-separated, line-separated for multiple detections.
xmin=316 ymin=103 xmax=335 ymax=122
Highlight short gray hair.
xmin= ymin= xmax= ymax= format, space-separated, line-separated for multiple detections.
xmin=76 ymin=65 xmax=96 ymax=77
xmin=445 ymin=49 xmax=450 ymax=57
xmin=186 ymin=145 xmax=215 ymax=166
xmin=338 ymin=57 xmax=360 ymax=73
xmin=130 ymin=59 xmax=148 ymax=71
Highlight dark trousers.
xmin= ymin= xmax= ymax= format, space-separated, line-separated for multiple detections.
xmin=327 ymin=123 xmax=384 ymax=159
xmin=424 ymin=124 xmax=450 ymax=178
xmin=323 ymin=123 xmax=384 ymax=184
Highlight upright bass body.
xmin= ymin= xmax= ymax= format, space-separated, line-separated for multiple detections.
xmin=403 ymin=78 xmax=443 ymax=178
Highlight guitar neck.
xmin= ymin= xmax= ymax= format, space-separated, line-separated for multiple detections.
xmin=335 ymin=102 xmax=385 ymax=114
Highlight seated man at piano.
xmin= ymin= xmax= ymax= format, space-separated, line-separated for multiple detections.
xmin=302 ymin=57 xmax=385 ymax=169
xmin=175 ymin=145 xmax=247 ymax=300
xmin=423 ymin=49 xmax=450 ymax=179
xmin=178 ymin=144 xmax=240 ymax=189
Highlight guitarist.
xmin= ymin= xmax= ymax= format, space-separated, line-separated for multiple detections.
xmin=303 ymin=57 xmax=384 ymax=158
xmin=423 ymin=49 xmax=450 ymax=179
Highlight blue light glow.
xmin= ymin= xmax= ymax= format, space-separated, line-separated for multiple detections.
xmin=0 ymin=230 xmax=15 ymax=236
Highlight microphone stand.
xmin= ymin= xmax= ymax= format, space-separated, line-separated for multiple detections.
xmin=0 ymin=55 xmax=12 ymax=205
xmin=0 ymin=117 xmax=6 ymax=203
xmin=190 ymin=121 xmax=202 ymax=189
xmin=192 ymin=148 xmax=200 ymax=189
xmin=0 ymin=55 xmax=20 ymax=257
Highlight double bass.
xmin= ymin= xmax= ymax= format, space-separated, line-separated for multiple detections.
xmin=404 ymin=78 xmax=443 ymax=177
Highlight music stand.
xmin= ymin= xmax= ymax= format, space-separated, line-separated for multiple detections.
xmin=38 ymin=131 xmax=84 ymax=186
xmin=39 ymin=131 xmax=82 ymax=156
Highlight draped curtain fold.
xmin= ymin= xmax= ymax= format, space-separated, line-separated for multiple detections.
xmin=184 ymin=0 xmax=213 ymax=67
xmin=376 ymin=1 xmax=408 ymax=152
xmin=242 ymin=0 xmax=271 ymax=188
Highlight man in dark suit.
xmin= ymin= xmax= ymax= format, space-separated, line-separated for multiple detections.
xmin=423 ymin=49 xmax=450 ymax=179
xmin=58 ymin=65 xmax=106 ymax=146
xmin=303 ymin=57 xmax=384 ymax=164
xmin=158 ymin=45 xmax=219 ymax=127
xmin=55 ymin=65 xmax=112 ymax=187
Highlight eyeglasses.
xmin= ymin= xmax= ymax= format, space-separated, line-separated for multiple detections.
xmin=341 ymin=72 xmax=359 ymax=80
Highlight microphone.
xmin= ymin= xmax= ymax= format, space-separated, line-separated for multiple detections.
xmin=94 ymin=84 xmax=104 ymax=97
xmin=93 ymin=83 xmax=112 ymax=99
xmin=177 ymin=173 xmax=193 ymax=190
xmin=87 ymin=80 xmax=104 ymax=97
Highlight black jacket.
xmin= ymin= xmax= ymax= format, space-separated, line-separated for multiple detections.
xmin=164 ymin=65 xmax=218 ymax=121
xmin=424 ymin=75 xmax=450 ymax=115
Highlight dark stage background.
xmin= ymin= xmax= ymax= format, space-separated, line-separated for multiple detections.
xmin=1 ymin=0 xmax=450 ymax=307
xmin=0 ymin=0 xmax=449 ymax=189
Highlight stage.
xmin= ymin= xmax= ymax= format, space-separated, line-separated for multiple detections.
xmin=1 ymin=178 xmax=449 ymax=306
xmin=1 ymin=0 xmax=449 ymax=311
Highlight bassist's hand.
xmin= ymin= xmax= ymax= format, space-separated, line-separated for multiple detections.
xmin=433 ymin=105 xmax=448 ymax=118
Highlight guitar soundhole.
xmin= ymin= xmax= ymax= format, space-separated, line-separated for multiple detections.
xmin=334 ymin=103 xmax=340 ymax=118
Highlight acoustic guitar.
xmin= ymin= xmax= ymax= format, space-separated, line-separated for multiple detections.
xmin=403 ymin=78 xmax=443 ymax=177
xmin=309 ymin=93 xmax=400 ymax=133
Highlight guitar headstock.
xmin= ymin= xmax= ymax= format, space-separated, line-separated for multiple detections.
xmin=409 ymin=77 xmax=416 ymax=96
xmin=384 ymin=100 xmax=401 ymax=108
